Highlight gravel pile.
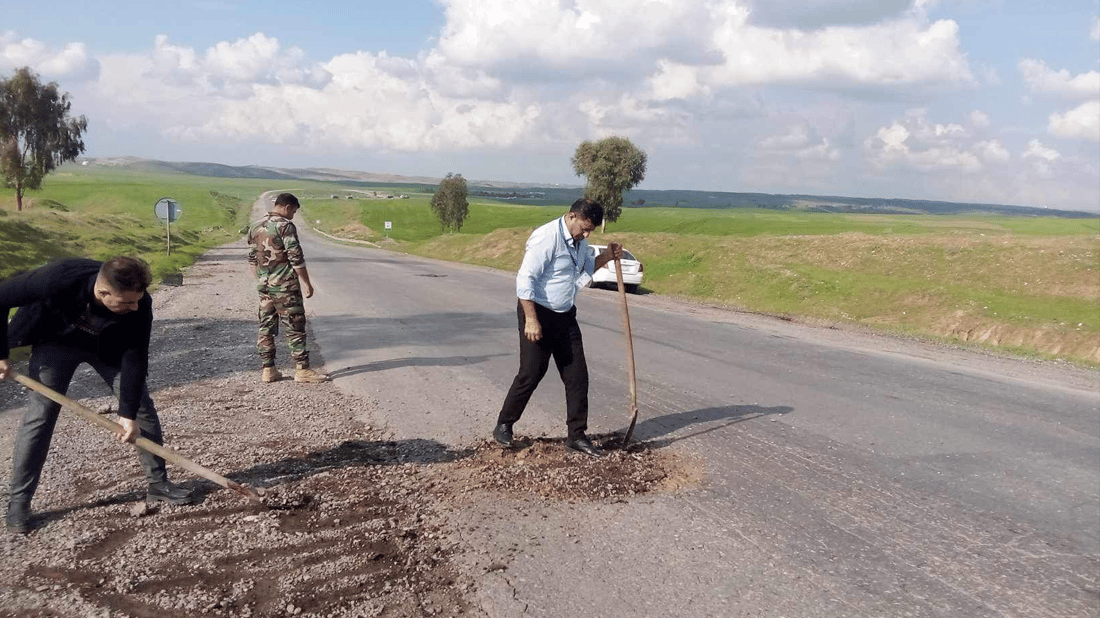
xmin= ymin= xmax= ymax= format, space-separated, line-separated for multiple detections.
xmin=0 ymin=246 xmax=683 ymax=617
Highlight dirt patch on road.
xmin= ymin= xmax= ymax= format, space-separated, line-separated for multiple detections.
xmin=447 ymin=438 xmax=699 ymax=501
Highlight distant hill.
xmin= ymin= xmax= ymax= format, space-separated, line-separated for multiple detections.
xmin=81 ymin=156 xmax=542 ymax=188
xmin=79 ymin=157 xmax=1097 ymax=219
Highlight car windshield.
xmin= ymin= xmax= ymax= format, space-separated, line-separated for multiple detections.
xmin=591 ymin=246 xmax=638 ymax=261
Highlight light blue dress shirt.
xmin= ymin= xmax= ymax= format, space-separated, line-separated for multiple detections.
xmin=516 ymin=216 xmax=595 ymax=312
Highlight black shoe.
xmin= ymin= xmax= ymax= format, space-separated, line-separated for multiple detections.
xmin=493 ymin=423 xmax=514 ymax=447
xmin=564 ymin=435 xmax=603 ymax=458
xmin=5 ymin=502 xmax=31 ymax=534
xmin=147 ymin=481 xmax=196 ymax=505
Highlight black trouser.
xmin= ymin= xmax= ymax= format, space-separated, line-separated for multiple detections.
xmin=497 ymin=302 xmax=589 ymax=440
xmin=8 ymin=342 xmax=168 ymax=508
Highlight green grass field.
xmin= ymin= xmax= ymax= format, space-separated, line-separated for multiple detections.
xmin=304 ymin=195 xmax=1099 ymax=364
xmin=4 ymin=166 xmax=1098 ymax=364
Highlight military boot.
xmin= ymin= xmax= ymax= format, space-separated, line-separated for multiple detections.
xmin=294 ymin=367 xmax=331 ymax=383
xmin=261 ymin=367 xmax=282 ymax=383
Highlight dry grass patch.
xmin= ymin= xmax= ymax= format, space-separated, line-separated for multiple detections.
xmin=331 ymin=221 xmax=374 ymax=240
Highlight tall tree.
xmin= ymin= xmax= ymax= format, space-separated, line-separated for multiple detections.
xmin=430 ymin=173 xmax=470 ymax=233
xmin=0 ymin=67 xmax=87 ymax=211
xmin=571 ymin=136 xmax=647 ymax=231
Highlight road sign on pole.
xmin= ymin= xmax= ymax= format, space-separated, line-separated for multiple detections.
xmin=154 ymin=198 xmax=182 ymax=255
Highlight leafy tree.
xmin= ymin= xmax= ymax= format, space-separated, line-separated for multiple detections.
xmin=0 ymin=67 xmax=87 ymax=211
xmin=430 ymin=173 xmax=470 ymax=233
xmin=571 ymin=136 xmax=647 ymax=231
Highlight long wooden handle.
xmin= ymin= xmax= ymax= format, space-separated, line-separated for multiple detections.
xmin=614 ymin=256 xmax=640 ymax=445
xmin=8 ymin=372 xmax=261 ymax=502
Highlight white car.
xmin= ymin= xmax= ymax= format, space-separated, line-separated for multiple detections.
xmin=588 ymin=244 xmax=644 ymax=293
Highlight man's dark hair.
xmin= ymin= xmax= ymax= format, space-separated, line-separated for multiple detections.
xmin=569 ymin=198 xmax=603 ymax=227
xmin=99 ymin=256 xmax=152 ymax=292
xmin=274 ymin=193 xmax=300 ymax=208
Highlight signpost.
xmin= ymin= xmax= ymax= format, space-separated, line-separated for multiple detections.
xmin=384 ymin=220 xmax=392 ymax=238
xmin=154 ymin=197 xmax=182 ymax=255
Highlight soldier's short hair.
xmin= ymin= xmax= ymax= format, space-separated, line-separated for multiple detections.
xmin=274 ymin=193 xmax=300 ymax=208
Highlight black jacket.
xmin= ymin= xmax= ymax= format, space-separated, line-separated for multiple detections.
xmin=1 ymin=258 xmax=153 ymax=419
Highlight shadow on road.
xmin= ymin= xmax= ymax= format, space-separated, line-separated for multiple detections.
xmin=317 ymin=312 xmax=512 ymax=354
xmin=329 ymin=353 xmax=509 ymax=378
xmin=306 ymin=256 xmax=403 ymax=265
xmin=227 ymin=437 xmax=469 ymax=491
xmin=635 ymin=404 xmax=793 ymax=448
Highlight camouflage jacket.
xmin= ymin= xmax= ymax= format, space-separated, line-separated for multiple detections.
xmin=247 ymin=213 xmax=305 ymax=293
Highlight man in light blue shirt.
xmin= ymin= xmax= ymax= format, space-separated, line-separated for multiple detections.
xmin=494 ymin=198 xmax=623 ymax=457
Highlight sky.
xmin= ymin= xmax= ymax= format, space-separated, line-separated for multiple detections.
xmin=2 ymin=0 xmax=1099 ymax=211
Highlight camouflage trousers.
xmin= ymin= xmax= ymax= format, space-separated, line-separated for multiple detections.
xmin=257 ymin=290 xmax=308 ymax=368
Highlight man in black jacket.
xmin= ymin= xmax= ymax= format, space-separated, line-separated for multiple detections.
xmin=0 ymin=256 xmax=194 ymax=534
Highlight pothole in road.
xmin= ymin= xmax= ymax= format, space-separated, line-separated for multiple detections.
xmin=442 ymin=435 xmax=703 ymax=501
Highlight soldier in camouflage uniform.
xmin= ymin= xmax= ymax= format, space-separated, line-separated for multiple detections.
xmin=247 ymin=193 xmax=330 ymax=383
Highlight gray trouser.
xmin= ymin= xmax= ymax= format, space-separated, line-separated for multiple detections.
xmin=8 ymin=343 xmax=167 ymax=508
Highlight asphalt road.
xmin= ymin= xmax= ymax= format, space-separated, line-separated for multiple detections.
xmin=295 ymin=219 xmax=1099 ymax=618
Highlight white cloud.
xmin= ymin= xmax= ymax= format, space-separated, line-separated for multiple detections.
xmin=437 ymin=0 xmax=715 ymax=75
xmin=1019 ymin=59 xmax=1100 ymax=99
xmin=703 ymin=11 xmax=972 ymax=87
xmin=975 ymin=139 xmax=1010 ymax=163
xmin=203 ymin=33 xmax=322 ymax=86
xmin=437 ymin=0 xmax=971 ymax=91
xmin=647 ymin=60 xmax=707 ymax=101
xmin=903 ymin=108 xmax=968 ymax=142
xmin=874 ymin=122 xmax=911 ymax=154
xmin=1022 ymin=138 xmax=1061 ymax=178
xmin=758 ymin=124 xmax=841 ymax=160
xmin=976 ymin=62 xmax=1001 ymax=86
xmin=796 ymin=137 xmax=841 ymax=160
xmin=760 ymin=125 xmax=814 ymax=149
xmin=577 ymin=94 xmax=692 ymax=144
xmin=969 ymin=110 xmax=990 ymax=128
xmin=864 ymin=110 xmax=983 ymax=172
xmin=1048 ymin=100 xmax=1100 ymax=141
xmin=745 ymin=0 xmax=914 ymax=29
xmin=0 ymin=32 xmax=99 ymax=80
xmin=1023 ymin=139 xmax=1061 ymax=162
xmin=165 ymin=50 xmax=542 ymax=152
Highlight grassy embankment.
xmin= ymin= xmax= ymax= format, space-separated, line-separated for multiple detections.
xmin=0 ymin=167 xmax=369 ymax=280
xmin=303 ymin=193 xmax=1100 ymax=365
xmin=1 ymin=168 xmax=260 ymax=281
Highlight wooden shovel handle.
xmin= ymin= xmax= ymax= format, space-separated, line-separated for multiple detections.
xmin=7 ymin=372 xmax=261 ymax=502
xmin=614 ymin=256 xmax=640 ymax=445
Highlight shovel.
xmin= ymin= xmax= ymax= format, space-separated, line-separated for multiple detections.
xmin=6 ymin=371 xmax=262 ymax=503
xmin=613 ymin=254 xmax=640 ymax=446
